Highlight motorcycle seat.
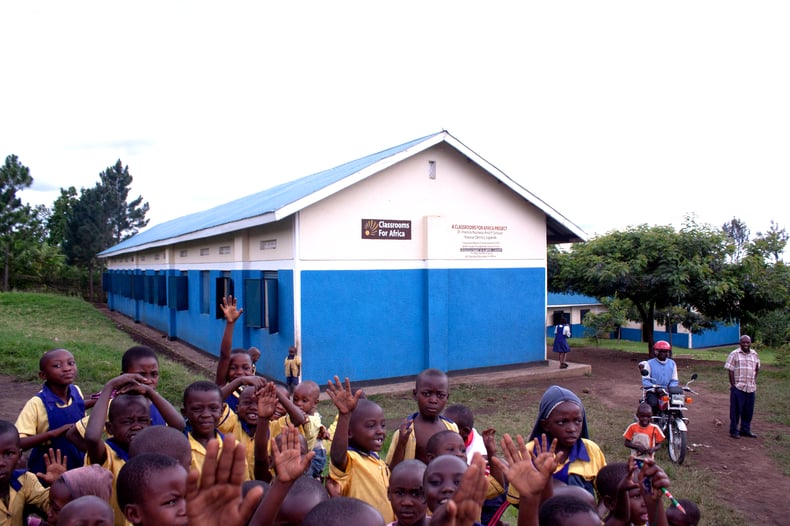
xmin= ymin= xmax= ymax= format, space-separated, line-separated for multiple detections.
xmin=668 ymin=386 xmax=683 ymax=394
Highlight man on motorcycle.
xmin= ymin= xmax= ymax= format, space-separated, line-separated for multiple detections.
xmin=641 ymin=340 xmax=679 ymax=414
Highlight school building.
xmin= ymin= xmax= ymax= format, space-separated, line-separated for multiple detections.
xmin=547 ymin=292 xmax=741 ymax=348
xmin=98 ymin=131 xmax=586 ymax=383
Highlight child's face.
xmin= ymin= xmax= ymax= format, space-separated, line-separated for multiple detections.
xmin=106 ymin=399 xmax=152 ymax=449
xmin=414 ymin=376 xmax=449 ymax=419
xmin=349 ymin=403 xmax=386 ymax=452
xmin=429 ymin=433 xmax=466 ymax=462
xmin=0 ymin=431 xmax=21 ymax=489
xmin=424 ymin=455 xmax=467 ymax=512
xmin=237 ymin=389 xmax=259 ymax=426
xmin=228 ymin=354 xmax=254 ymax=380
xmin=39 ymin=349 xmax=77 ymax=386
xmin=183 ymin=390 xmax=223 ymax=439
xmin=388 ymin=467 xmax=427 ymax=526
xmin=47 ymin=479 xmax=71 ymax=525
xmin=541 ymin=401 xmax=583 ymax=450
xmin=126 ymin=465 xmax=188 ymax=526
xmin=273 ymin=386 xmax=289 ymax=419
xmin=126 ymin=357 xmax=160 ymax=390
xmin=637 ymin=408 xmax=653 ymax=427
xmin=626 ymin=487 xmax=649 ymax=526
xmin=292 ymin=384 xmax=319 ymax=415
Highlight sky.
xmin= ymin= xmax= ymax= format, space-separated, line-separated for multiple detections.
xmin=3 ymin=1 xmax=788 ymax=243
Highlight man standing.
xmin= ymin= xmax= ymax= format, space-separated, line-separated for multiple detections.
xmin=724 ymin=335 xmax=760 ymax=439
xmin=641 ymin=340 xmax=678 ymax=414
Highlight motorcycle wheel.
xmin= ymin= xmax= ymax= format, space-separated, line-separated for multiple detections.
xmin=667 ymin=418 xmax=687 ymax=465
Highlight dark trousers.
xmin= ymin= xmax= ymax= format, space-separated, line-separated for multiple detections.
xmin=729 ymin=386 xmax=756 ymax=435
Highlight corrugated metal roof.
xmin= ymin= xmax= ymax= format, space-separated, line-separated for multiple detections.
xmin=100 ymin=131 xmax=586 ymax=257
xmin=547 ymin=292 xmax=602 ymax=306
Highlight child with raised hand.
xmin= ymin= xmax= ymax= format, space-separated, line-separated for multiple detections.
xmin=387 ymin=368 xmax=458 ymax=469
xmin=217 ymin=386 xmax=262 ymax=481
xmin=216 ymin=295 xmax=262 ymax=413
xmin=596 ymin=458 xmax=670 ymax=526
xmin=623 ymin=403 xmax=665 ymax=459
xmin=492 ymin=433 xmax=564 ymax=526
xmin=424 ymin=452 xmax=488 ymax=526
xmin=387 ymin=459 xmax=429 ymax=526
xmin=15 ymin=348 xmax=90 ymax=473
xmin=326 ymin=375 xmax=393 ymax=523
xmin=181 ymin=380 xmax=249 ymax=481
xmin=507 ymin=385 xmax=606 ymax=507
xmin=0 ymin=420 xmax=66 ymax=526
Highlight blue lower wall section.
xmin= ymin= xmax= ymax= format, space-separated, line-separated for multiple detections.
xmin=105 ymin=266 xmax=547 ymax=384
xmin=564 ymin=323 xmax=740 ymax=349
xmin=301 ymin=267 xmax=547 ymax=382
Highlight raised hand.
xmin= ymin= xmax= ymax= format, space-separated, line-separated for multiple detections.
xmin=220 ymin=295 xmax=243 ymax=324
xmin=36 ymin=447 xmax=67 ymax=484
xmin=326 ymin=376 xmax=362 ymax=415
xmin=186 ymin=433 xmax=262 ymax=526
xmin=493 ymin=434 xmax=557 ymax=499
xmin=256 ymin=382 xmax=278 ymax=420
xmin=271 ymin=425 xmax=315 ymax=483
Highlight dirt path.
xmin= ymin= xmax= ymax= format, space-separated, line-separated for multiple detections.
xmin=1 ymin=307 xmax=785 ymax=525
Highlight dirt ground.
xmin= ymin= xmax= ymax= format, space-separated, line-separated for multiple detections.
xmin=1 ymin=315 xmax=785 ymax=525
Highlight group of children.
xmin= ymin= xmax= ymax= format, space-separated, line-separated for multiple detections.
xmin=1 ymin=295 xmax=702 ymax=526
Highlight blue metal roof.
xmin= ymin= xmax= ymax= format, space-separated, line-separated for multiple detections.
xmin=100 ymin=132 xmax=442 ymax=256
xmin=547 ymin=292 xmax=601 ymax=306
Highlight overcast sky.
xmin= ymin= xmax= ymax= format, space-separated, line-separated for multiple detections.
xmin=3 ymin=1 xmax=788 ymax=243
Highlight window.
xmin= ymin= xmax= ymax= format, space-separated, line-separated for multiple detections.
xmin=168 ymin=274 xmax=189 ymax=311
xmin=180 ymin=249 xmax=188 ymax=257
xmin=219 ymin=246 xmax=231 ymax=255
xmin=243 ymin=272 xmax=279 ymax=333
xmin=200 ymin=248 xmax=210 ymax=256
xmin=156 ymin=274 xmax=167 ymax=306
xmin=580 ymin=309 xmax=590 ymax=322
xmin=215 ymin=274 xmax=234 ymax=319
xmin=552 ymin=311 xmax=568 ymax=325
xmin=260 ymin=239 xmax=277 ymax=250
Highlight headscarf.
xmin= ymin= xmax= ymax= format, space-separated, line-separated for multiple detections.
xmin=529 ymin=385 xmax=589 ymax=441
xmin=58 ymin=464 xmax=114 ymax=501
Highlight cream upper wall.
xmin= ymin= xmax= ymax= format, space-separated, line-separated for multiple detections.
xmin=299 ymin=143 xmax=547 ymax=262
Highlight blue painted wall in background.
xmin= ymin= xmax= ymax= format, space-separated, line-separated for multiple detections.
xmin=300 ymin=267 xmax=546 ymax=383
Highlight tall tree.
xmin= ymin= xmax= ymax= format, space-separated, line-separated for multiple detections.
xmin=63 ymin=186 xmax=109 ymax=299
xmin=750 ymin=220 xmax=788 ymax=264
xmin=722 ymin=217 xmax=750 ymax=263
xmin=0 ymin=154 xmax=34 ymax=291
xmin=98 ymin=160 xmax=149 ymax=245
xmin=47 ymin=186 xmax=78 ymax=248
xmin=553 ymin=220 xmax=739 ymax=356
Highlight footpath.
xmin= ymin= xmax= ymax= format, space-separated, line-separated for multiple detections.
xmin=97 ymin=305 xmax=591 ymax=398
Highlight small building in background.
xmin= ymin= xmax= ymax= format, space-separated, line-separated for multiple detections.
xmin=99 ymin=131 xmax=586 ymax=383
xmin=546 ymin=292 xmax=740 ymax=348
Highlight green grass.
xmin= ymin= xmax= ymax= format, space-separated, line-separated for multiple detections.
xmin=0 ymin=291 xmax=208 ymax=405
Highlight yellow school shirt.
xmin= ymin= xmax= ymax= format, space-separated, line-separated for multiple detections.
xmin=0 ymin=471 xmax=49 ymax=526
xmin=14 ymin=385 xmax=85 ymax=437
xmin=384 ymin=416 xmax=458 ymax=465
xmin=187 ymin=430 xmax=250 ymax=482
xmin=284 ymin=356 xmax=301 ymax=377
xmin=329 ymin=449 xmax=393 ymax=523
xmin=217 ymin=406 xmax=256 ymax=481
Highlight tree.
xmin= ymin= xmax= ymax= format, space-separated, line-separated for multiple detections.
xmin=750 ymin=220 xmax=788 ymax=264
xmin=722 ymin=217 xmax=750 ymax=263
xmin=47 ymin=186 xmax=78 ymax=248
xmin=98 ymin=160 xmax=149 ymax=245
xmin=0 ymin=154 xmax=34 ymax=291
xmin=553 ymin=220 xmax=739 ymax=357
xmin=63 ymin=186 xmax=110 ymax=300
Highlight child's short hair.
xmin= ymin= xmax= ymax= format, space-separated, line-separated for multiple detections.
xmin=57 ymin=495 xmax=114 ymax=526
xmin=668 ymin=498 xmax=701 ymax=525
xmin=297 ymin=380 xmax=320 ymax=398
xmin=594 ymin=462 xmax=630 ymax=502
xmin=107 ymin=393 xmax=150 ymax=421
xmin=302 ymin=497 xmax=384 ymax=526
xmin=538 ymin=494 xmax=598 ymax=526
xmin=129 ymin=425 xmax=191 ymax=469
xmin=425 ymin=430 xmax=463 ymax=457
xmin=390 ymin=458 xmax=427 ymax=481
xmin=443 ymin=404 xmax=473 ymax=429
xmin=183 ymin=380 xmax=223 ymax=406
xmin=637 ymin=402 xmax=653 ymax=414
xmin=117 ymin=453 xmax=183 ymax=511
xmin=121 ymin=346 xmax=158 ymax=372
xmin=242 ymin=479 xmax=270 ymax=498
xmin=278 ymin=475 xmax=329 ymax=523
xmin=0 ymin=419 xmax=19 ymax=443
xmin=416 ymin=368 xmax=448 ymax=386
xmin=39 ymin=348 xmax=70 ymax=370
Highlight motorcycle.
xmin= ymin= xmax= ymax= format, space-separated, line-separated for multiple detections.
xmin=640 ymin=370 xmax=699 ymax=465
